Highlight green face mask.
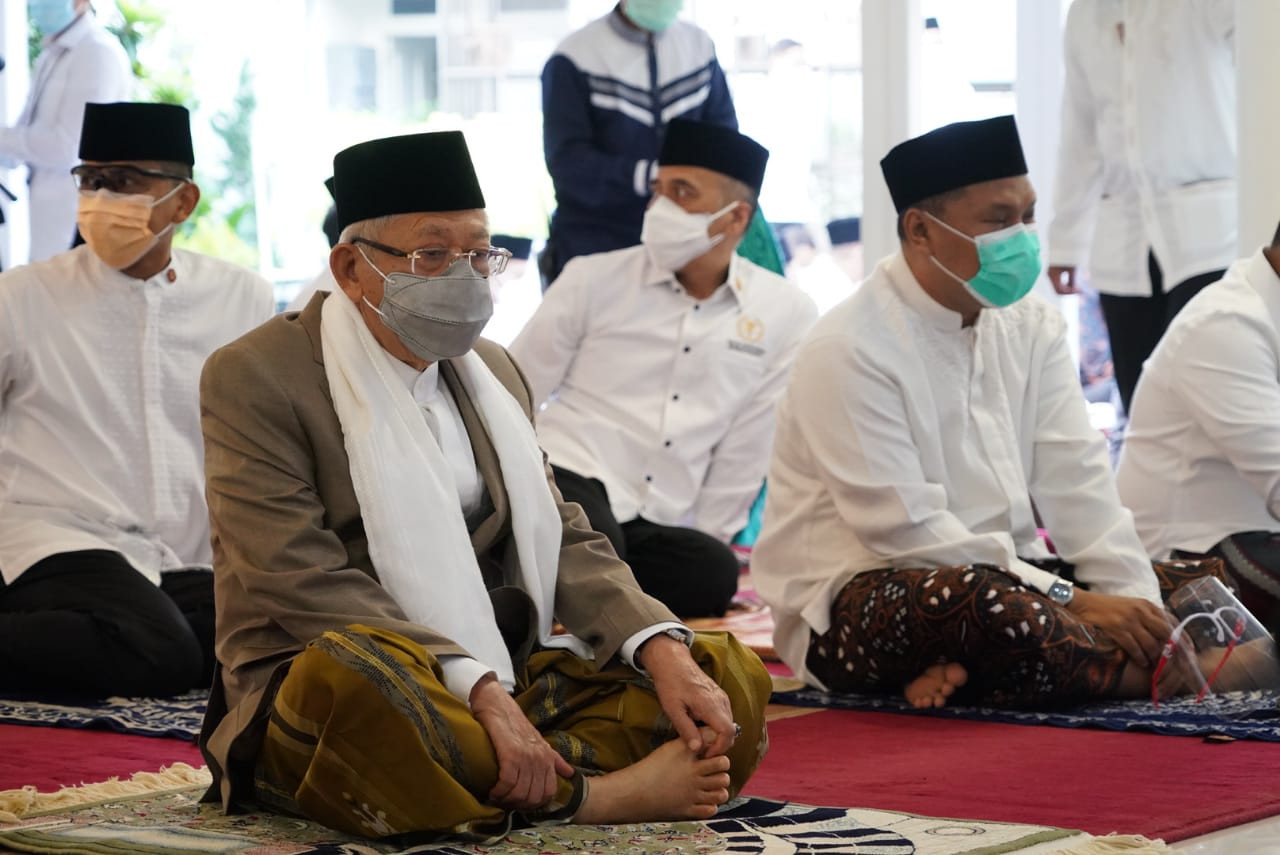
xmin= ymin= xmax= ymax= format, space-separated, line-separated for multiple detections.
xmin=625 ymin=0 xmax=683 ymax=32
xmin=926 ymin=212 xmax=1042 ymax=308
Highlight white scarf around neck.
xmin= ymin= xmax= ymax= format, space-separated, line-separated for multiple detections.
xmin=320 ymin=292 xmax=592 ymax=689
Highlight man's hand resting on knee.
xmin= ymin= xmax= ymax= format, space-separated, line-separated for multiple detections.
xmin=470 ymin=674 xmax=574 ymax=810
xmin=638 ymin=633 xmax=737 ymax=759
xmin=1067 ymin=589 xmax=1172 ymax=669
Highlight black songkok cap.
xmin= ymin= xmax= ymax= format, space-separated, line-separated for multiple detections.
xmin=78 ymin=102 xmax=195 ymax=165
xmin=332 ymin=131 xmax=485 ymax=232
xmin=659 ymin=119 xmax=769 ymax=195
xmin=880 ymin=115 xmax=1027 ymax=213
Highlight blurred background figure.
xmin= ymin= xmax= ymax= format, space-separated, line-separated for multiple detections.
xmin=1047 ymin=0 xmax=1236 ymax=420
xmin=0 ymin=0 xmax=131 ymax=264
xmin=539 ymin=0 xmax=737 ymax=288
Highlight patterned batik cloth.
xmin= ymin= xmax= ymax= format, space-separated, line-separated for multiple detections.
xmin=254 ymin=625 xmax=771 ymax=840
xmin=806 ymin=559 xmax=1229 ymax=707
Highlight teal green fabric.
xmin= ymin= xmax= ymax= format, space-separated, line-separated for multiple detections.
xmin=736 ymin=207 xmax=785 ymax=276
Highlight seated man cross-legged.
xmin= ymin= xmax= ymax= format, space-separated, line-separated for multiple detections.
xmin=198 ymin=130 xmax=771 ymax=839
xmin=0 ymin=102 xmax=274 ymax=698
xmin=753 ymin=116 xmax=1232 ymax=709
xmin=511 ymin=119 xmax=817 ymax=618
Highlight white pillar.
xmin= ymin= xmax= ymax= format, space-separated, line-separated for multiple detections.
xmin=1015 ymin=0 xmax=1065 ymax=251
xmin=1237 ymin=0 xmax=1280 ymax=254
xmin=860 ymin=0 xmax=920 ymax=269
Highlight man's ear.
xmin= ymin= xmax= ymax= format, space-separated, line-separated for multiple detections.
xmin=901 ymin=208 xmax=933 ymax=251
xmin=171 ymin=182 xmax=201 ymax=224
xmin=330 ymin=243 xmax=364 ymax=301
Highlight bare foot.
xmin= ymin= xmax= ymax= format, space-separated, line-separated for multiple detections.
xmin=904 ymin=662 xmax=968 ymax=708
xmin=572 ymin=730 xmax=732 ymax=824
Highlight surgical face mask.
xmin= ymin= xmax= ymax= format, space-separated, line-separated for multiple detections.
xmin=624 ymin=0 xmax=683 ymax=32
xmin=29 ymin=0 xmax=78 ymax=37
xmin=925 ymin=212 xmax=1042 ymax=308
xmin=641 ymin=195 xmax=739 ymax=272
xmin=358 ymin=248 xmax=494 ymax=363
xmin=76 ymin=183 xmax=184 ymax=270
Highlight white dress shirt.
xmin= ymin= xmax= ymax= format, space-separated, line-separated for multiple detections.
xmin=0 ymin=12 xmax=132 ymax=263
xmin=0 ymin=246 xmax=274 ymax=585
xmin=753 ymin=252 xmax=1159 ymax=685
xmin=1117 ymin=250 xmax=1280 ymax=559
xmin=1047 ymin=0 xmax=1236 ymax=295
xmin=383 ymin=346 xmax=689 ymax=704
xmin=511 ymin=246 xmax=817 ymax=543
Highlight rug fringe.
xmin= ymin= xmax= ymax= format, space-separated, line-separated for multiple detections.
xmin=0 ymin=762 xmax=211 ymax=823
xmin=1052 ymin=833 xmax=1182 ymax=854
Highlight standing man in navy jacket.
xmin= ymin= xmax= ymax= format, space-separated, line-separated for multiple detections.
xmin=540 ymin=1 xmax=737 ymax=287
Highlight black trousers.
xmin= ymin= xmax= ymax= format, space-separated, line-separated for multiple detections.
xmin=0 ymin=549 xmax=213 ymax=698
xmin=552 ymin=466 xmax=740 ymax=617
xmin=1099 ymin=252 xmax=1224 ymax=415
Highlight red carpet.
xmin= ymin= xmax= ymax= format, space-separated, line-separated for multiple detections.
xmin=0 ymin=724 xmax=204 ymax=792
xmin=743 ymin=708 xmax=1280 ymax=842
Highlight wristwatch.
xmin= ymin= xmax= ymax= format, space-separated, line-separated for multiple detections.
xmin=662 ymin=628 xmax=691 ymax=645
xmin=1046 ymin=578 xmax=1075 ymax=606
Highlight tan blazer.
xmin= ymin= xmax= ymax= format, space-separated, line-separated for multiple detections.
xmin=198 ymin=292 xmax=675 ymax=809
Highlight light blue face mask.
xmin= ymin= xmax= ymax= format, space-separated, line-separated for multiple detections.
xmin=625 ymin=0 xmax=683 ymax=32
xmin=925 ymin=212 xmax=1042 ymax=308
xmin=29 ymin=0 xmax=78 ymax=37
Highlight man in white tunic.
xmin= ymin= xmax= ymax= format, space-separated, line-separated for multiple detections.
xmin=0 ymin=102 xmax=274 ymax=698
xmin=0 ymin=0 xmax=132 ymax=263
xmin=754 ymin=116 xmax=1226 ymax=709
xmin=1046 ymin=0 xmax=1236 ymax=415
xmin=512 ymin=119 xmax=817 ymax=617
xmin=1118 ymin=223 xmax=1280 ymax=638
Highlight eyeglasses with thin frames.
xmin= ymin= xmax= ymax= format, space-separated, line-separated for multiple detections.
xmin=71 ymin=164 xmax=188 ymax=195
xmin=351 ymin=236 xmax=511 ymax=278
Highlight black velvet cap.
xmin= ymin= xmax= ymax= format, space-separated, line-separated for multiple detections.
xmin=78 ymin=102 xmax=194 ymax=165
xmin=659 ymin=119 xmax=769 ymax=194
xmin=332 ymin=131 xmax=485 ymax=231
xmin=880 ymin=115 xmax=1027 ymax=213
xmin=323 ymin=176 xmax=336 ymax=200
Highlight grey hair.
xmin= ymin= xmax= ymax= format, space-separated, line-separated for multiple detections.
xmin=338 ymin=215 xmax=395 ymax=245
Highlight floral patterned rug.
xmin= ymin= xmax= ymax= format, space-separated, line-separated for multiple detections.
xmin=0 ymin=784 xmax=1084 ymax=855
xmin=0 ymin=690 xmax=206 ymax=740
xmin=769 ymin=682 xmax=1280 ymax=741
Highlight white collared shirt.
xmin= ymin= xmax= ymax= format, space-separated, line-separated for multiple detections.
xmin=0 ymin=12 xmax=132 ymax=263
xmin=1047 ymin=0 xmax=1236 ymax=295
xmin=0 ymin=246 xmax=274 ymax=584
xmin=511 ymin=246 xmax=817 ymax=543
xmin=753 ymin=251 xmax=1159 ymax=684
xmin=384 ymin=358 xmax=484 ymax=517
xmin=1117 ymin=250 xmax=1280 ymax=559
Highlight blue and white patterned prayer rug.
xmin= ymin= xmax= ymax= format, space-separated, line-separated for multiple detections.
xmin=0 ymin=690 xmax=206 ymax=740
xmin=0 ymin=787 xmax=1082 ymax=855
xmin=770 ymin=682 xmax=1280 ymax=741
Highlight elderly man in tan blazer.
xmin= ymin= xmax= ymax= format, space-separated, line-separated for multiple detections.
xmin=198 ymin=131 xmax=770 ymax=840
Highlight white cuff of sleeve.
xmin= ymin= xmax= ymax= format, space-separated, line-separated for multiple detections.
xmin=439 ymin=656 xmax=497 ymax=707
xmin=620 ymin=622 xmax=692 ymax=672
xmin=1008 ymin=559 xmax=1066 ymax=598
xmin=634 ymin=158 xmax=651 ymax=196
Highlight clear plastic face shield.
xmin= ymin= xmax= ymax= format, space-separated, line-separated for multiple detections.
xmin=1152 ymin=575 xmax=1280 ymax=706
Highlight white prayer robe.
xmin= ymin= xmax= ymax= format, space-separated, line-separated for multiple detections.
xmin=1117 ymin=250 xmax=1280 ymax=559
xmin=0 ymin=246 xmax=274 ymax=584
xmin=1047 ymin=0 xmax=1236 ymax=295
xmin=753 ymin=251 xmax=1159 ymax=682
